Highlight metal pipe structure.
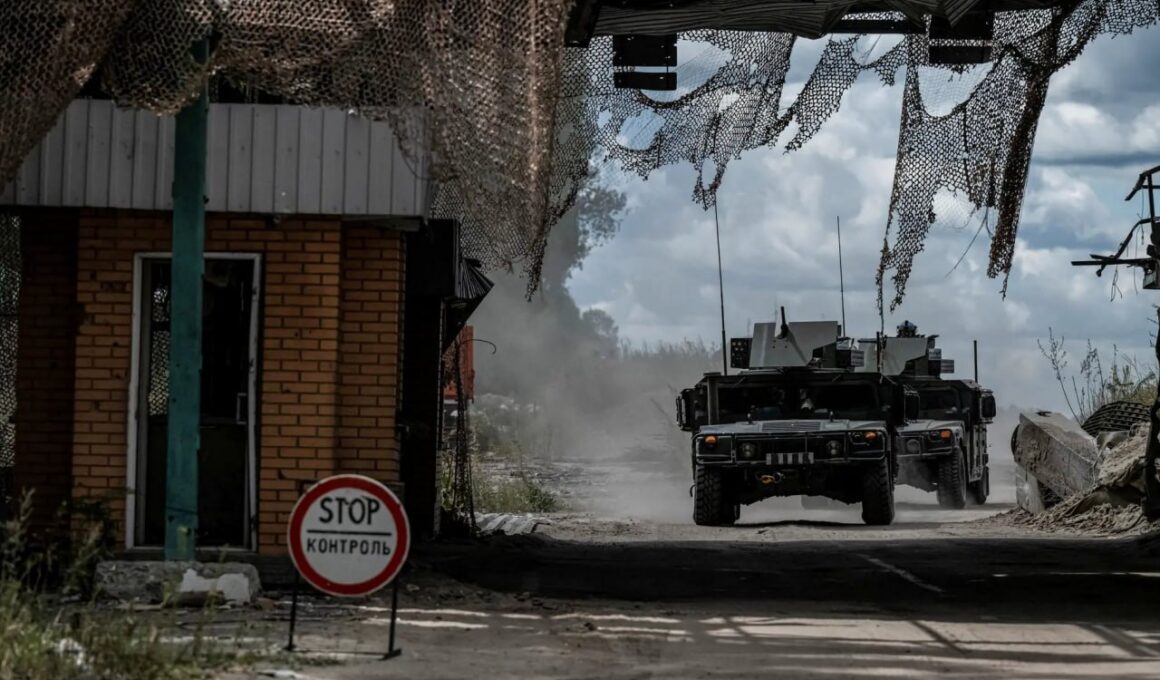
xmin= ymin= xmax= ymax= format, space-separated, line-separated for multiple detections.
xmin=165 ymin=38 xmax=209 ymax=561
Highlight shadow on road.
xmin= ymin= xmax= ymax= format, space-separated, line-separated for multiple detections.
xmin=419 ymin=531 xmax=1160 ymax=625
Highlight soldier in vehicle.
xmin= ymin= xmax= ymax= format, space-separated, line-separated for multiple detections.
xmin=798 ymin=389 xmax=816 ymax=415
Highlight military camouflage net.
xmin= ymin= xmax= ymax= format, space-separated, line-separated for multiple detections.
xmin=0 ymin=2 xmax=1157 ymax=302
xmin=0 ymin=215 xmax=19 ymax=513
xmin=879 ymin=1 xmax=1160 ymax=308
xmin=554 ymin=1 xmax=1160 ymax=308
xmin=0 ymin=1 xmax=573 ymax=281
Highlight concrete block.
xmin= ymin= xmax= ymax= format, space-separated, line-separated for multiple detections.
xmin=1014 ymin=411 xmax=1098 ymax=498
xmin=1015 ymin=464 xmax=1047 ymax=514
xmin=96 ymin=561 xmax=261 ymax=605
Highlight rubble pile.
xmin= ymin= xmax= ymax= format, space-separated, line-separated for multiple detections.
xmin=1013 ymin=491 xmax=1148 ymax=535
xmin=1096 ymin=428 xmax=1149 ymax=492
xmin=1006 ymin=425 xmax=1154 ymax=536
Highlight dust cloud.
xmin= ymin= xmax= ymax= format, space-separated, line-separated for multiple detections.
xmin=469 ymin=199 xmax=1025 ymax=523
xmin=470 ymin=199 xmax=717 ymax=522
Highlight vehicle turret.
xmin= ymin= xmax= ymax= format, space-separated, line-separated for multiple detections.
xmin=729 ymin=316 xmax=863 ymax=372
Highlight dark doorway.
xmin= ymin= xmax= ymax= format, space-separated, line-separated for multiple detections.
xmin=133 ymin=256 xmax=259 ymax=549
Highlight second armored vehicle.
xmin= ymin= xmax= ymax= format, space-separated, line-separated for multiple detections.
xmin=856 ymin=324 xmax=996 ymax=508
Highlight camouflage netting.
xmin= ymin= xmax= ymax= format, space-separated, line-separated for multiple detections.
xmin=0 ymin=2 xmax=1158 ymax=304
xmin=0 ymin=0 xmax=574 ymax=279
xmin=556 ymin=2 xmax=1160 ymax=308
xmin=0 ymin=216 xmax=18 ymax=514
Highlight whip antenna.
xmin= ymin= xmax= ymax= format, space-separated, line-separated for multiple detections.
xmin=714 ymin=201 xmax=728 ymax=375
xmin=837 ymin=216 xmax=847 ymax=335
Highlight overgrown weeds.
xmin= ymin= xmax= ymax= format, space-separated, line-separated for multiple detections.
xmin=472 ymin=471 xmax=562 ymax=514
xmin=0 ymin=492 xmax=242 ymax=679
xmin=440 ymin=422 xmax=564 ymax=517
xmin=1038 ymin=327 xmax=1157 ymax=422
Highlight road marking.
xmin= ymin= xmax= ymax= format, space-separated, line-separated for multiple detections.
xmin=993 ymin=571 xmax=1160 ymax=578
xmin=858 ymin=554 xmax=945 ymax=595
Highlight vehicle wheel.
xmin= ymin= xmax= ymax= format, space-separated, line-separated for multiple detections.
xmin=693 ymin=466 xmax=733 ymax=526
xmin=861 ymin=458 xmax=895 ymax=526
xmin=937 ymin=448 xmax=968 ymax=509
xmin=969 ymin=465 xmax=990 ymax=506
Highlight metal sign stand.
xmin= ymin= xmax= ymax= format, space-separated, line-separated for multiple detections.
xmin=284 ymin=477 xmax=406 ymax=659
xmin=283 ymin=570 xmax=404 ymax=660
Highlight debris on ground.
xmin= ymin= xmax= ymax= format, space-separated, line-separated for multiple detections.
xmin=475 ymin=513 xmax=549 ymax=536
xmin=1000 ymin=424 xmax=1156 ymax=536
xmin=999 ymin=495 xmax=1150 ymax=535
xmin=95 ymin=561 xmax=262 ymax=605
xmin=1096 ymin=428 xmax=1149 ymax=493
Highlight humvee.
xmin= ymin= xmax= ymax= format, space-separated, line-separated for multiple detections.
xmin=676 ymin=319 xmax=921 ymax=526
xmin=855 ymin=330 xmax=996 ymax=508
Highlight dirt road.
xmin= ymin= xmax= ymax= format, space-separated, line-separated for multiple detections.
xmin=225 ymin=502 xmax=1160 ymax=680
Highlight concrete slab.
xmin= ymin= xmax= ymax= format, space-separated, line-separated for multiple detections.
xmin=96 ymin=561 xmax=261 ymax=605
xmin=1014 ymin=411 xmax=1098 ymax=498
xmin=1015 ymin=464 xmax=1047 ymax=514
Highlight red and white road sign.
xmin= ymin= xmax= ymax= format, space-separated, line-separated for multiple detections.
xmin=288 ymin=474 xmax=410 ymax=597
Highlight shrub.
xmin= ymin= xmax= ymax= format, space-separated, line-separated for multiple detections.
xmin=1039 ymin=327 xmax=1157 ymax=422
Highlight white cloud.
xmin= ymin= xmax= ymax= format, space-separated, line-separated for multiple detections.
xmin=546 ymin=27 xmax=1160 ymax=419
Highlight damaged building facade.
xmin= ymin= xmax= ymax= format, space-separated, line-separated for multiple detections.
xmin=0 ymin=96 xmax=488 ymax=554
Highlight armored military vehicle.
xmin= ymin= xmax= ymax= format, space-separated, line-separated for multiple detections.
xmin=855 ymin=323 xmax=996 ymax=508
xmin=675 ymin=318 xmax=921 ymax=526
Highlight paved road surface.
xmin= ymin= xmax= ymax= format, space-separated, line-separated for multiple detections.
xmin=236 ymin=508 xmax=1160 ymax=679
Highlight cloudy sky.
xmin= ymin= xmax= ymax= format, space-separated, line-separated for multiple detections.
xmin=566 ymin=27 xmax=1160 ymax=413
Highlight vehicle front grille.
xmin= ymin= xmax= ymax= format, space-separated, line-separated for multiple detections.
xmin=761 ymin=421 xmax=823 ymax=433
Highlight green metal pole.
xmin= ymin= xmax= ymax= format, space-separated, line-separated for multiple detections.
xmin=165 ymin=41 xmax=209 ymax=561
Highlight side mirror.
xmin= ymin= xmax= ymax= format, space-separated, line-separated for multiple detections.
xmin=903 ymin=388 xmax=921 ymax=422
xmin=677 ymin=389 xmax=696 ymax=432
xmin=980 ymin=394 xmax=997 ymax=420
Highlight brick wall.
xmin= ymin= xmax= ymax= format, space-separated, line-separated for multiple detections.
xmin=336 ymin=227 xmax=404 ymax=478
xmin=62 ymin=209 xmax=404 ymax=553
xmin=13 ymin=212 xmax=78 ymax=534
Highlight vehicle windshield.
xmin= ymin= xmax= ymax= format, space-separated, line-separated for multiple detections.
xmin=917 ymin=387 xmax=961 ymax=419
xmin=717 ymin=381 xmax=881 ymax=422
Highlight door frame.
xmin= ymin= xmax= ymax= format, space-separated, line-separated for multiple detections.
xmin=124 ymin=252 xmax=262 ymax=551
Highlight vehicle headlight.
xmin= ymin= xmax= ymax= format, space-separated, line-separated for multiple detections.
xmin=740 ymin=442 xmax=758 ymax=459
xmin=826 ymin=439 xmax=843 ymax=456
xmin=905 ymin=438 xmax=921 ymax=455
xmin=926 ymin=429 xmax=954 ymax=441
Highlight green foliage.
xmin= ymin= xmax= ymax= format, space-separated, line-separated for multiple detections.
xmin=61 ymin=493 xmax=120 ymax=599
xmin=440 ymin=420 xmax=564 ymax=517
xmin=472 ymin=472 xmax=561 ymax=514
xmin=1038 ymin=327 xmax=1157 ymax=422
xmin=0 ymin=492 xmax=241 ymax=678
xmin=0 ymin=588 xmax=185 ymax=680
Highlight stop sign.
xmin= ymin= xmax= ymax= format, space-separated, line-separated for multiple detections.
xmin=287 ymin=475 xmax=411 ymax=597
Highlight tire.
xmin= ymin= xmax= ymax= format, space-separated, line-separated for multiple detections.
xmin=969 ymin=464 xmax=990 ymax=506
xmin=861 ymin=458 xmax=895 ymax=526
xmin=937 ymin=447 xmax=968 ymax=509
xmin=693 ymin=465 xmax=734 ymax=526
